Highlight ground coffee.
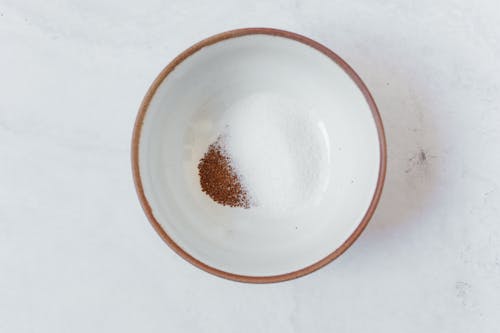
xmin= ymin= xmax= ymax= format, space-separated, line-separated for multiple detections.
xmin=198 ymin=137 xmax=250 ymax=208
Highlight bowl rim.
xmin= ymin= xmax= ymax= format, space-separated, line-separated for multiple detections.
xmin=131 ymin=27 xmax=387 ymax=283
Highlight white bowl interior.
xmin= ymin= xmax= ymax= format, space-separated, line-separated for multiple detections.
xmin=138 ymin=34 xmax=381 ymax=276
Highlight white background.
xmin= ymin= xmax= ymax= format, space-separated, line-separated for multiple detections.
xmin=1 ymin=0 xmax=499 ymax=332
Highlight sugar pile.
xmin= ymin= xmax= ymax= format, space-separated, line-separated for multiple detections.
xmin=218 ymin=92 xmax=330 ymax=216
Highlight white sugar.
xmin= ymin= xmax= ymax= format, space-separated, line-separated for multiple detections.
xmin=220 ymin=92 xmax=330 ymax=216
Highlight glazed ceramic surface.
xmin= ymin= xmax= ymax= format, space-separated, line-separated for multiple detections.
xmin=134 ymin=29 xmax=385 ymax=280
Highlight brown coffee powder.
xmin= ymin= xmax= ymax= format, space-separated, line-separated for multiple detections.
xmin=198 ymin=137 xmax=250 ymax=208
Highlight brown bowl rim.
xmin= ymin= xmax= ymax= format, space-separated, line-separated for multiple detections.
xmin=131 ymin=27 xmax=387 ymax=283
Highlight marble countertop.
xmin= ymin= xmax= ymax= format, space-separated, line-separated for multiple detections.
xmin=1 ymin=0 xmax=499 ymax=332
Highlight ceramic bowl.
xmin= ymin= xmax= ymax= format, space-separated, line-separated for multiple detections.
xmin=132 ymin=28 xmax=386 ymax=283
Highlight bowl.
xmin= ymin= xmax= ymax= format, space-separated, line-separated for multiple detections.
xmin=132 ymin=28 xmax=386 ymax=283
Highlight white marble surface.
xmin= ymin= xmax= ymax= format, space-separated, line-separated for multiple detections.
xmin=1 ymin=0 xmax=499 ymax=332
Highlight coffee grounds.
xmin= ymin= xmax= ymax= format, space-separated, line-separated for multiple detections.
xmin=198 ymin=137 xmax=250 ymax=208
